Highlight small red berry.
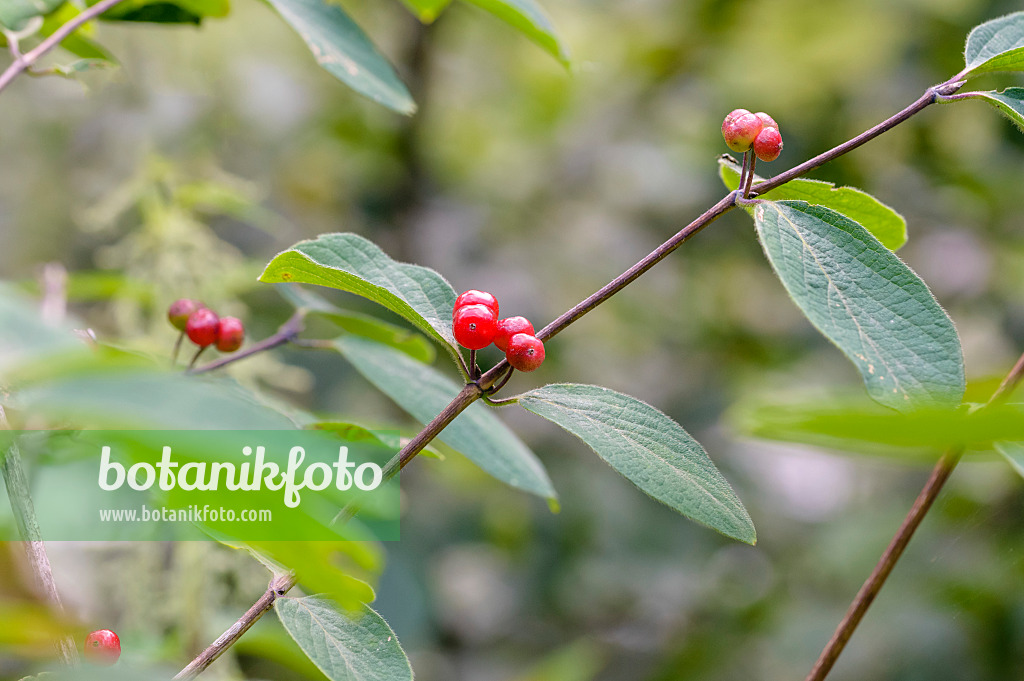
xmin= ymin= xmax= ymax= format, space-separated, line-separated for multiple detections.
xmin=84 ymin=629 xmax=120 ymax=666
xmin=167 ymin=299 xmax=203 ymax=331
xmin=453 ymin=304 xmax=498 ymax=350
xmin=494 ymin=316 xmax=535 ymax=352
xmin=215 ymin=316 xmax=245 ymax=352
xmin=753 ymin=127 xmax=783 ymax=162
xmin=454 ymin=290 xmax=499 ymax=318
xmin=505 ymin=333 xmax=545 ymax=372
xmin=722 ymin=112 xmax=763 ymax=153
xmin=754 ymin=112 xmax=778 ymax=133
xmin=722 ymin=108 xmax=751 ymax=132
xmin=186 ymin=308 xmax=220 ymax=347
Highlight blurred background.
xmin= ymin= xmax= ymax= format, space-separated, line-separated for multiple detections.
xmin=2 ymin=0 xmax=1024 ymax=679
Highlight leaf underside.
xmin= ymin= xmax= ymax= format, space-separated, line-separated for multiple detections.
xmin=963 ymin=10 xmax=1024 ymax=77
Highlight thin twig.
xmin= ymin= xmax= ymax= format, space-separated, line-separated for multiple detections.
xmin=173 ymin=572 xmax=297 ymax=680
xmin=0 ymin=408 xmax=78 ymax=666
xmin=0 ymin=0 xmax=128 ymax=95
xmin=187 ymin=309 xmax=306 ymax=375
xmin=804 ymin=349 xmax=1024 ymax=681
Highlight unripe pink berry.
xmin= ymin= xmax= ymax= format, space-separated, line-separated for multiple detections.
xmin=722 ymin=108 xmax=752 ymax=132
xmin=753 ymin=127 xmax=783 ymax=162
xmin=722 ymin=112 xmax=764 ymax=153
xmin=167 ymin=299 xmax=203 ymax=331
xmin=754 ymin=112 xmax=778 ymax=133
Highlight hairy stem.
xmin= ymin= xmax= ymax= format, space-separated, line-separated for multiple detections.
xmin=805 ymin=349 xmax=1024 ymax=681
xmin=0 ymin=0 xmax=128 ymax=94
xmin=174 ymin=572 xmax=297 ymax=680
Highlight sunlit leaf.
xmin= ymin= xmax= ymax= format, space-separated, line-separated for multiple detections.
xmin=398 ymin=0 xmax=452 ymax=23
xmin=461 ymin=0 xmax=570 ymax=66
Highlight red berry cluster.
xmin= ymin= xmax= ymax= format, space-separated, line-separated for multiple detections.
xmin=84 ymin=628 xmax=120 ymax=666
xmin=167 ymin=299 xmax=245 ymax=353
xmin=722 ymin=109 xmax=783 ymax=162
xmin=453 ymin=290 xmax=545 ymax=372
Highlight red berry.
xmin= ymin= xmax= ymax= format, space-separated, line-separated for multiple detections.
xmin=454 ymin=290 xmax=499 ymax=318
xmin=722 ymin=108 xmax=751 ymax=132
xmin=167 ymin=299 xmax=203 ymax=331
xmin=722 ymin=112 xmax=763 ymax=153
xmin=84 ymin=629 xmax=120 ymax=666
xmin=494 ymin=316 xmax=535 ymax=352
xmin=453 ymin=304 xmax=498 ymax=350
xmin=754 ymin=112 xmax=778 ymax=133
xmin=215 ymin=316 xmax=245 ymax=352
xmin=505 ymin=333 xmax=545 ymax=372
xmin=186 ymin=308 xmax=220 ymax=347
xmin=753 ymin=127 xmax=783 ymax=162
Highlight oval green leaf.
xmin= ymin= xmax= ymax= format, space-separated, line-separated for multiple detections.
xmin=718 ymin=156 xmax=907 ymax=250
xmin=954 ymin=88 xmax=1024 ymax=132
xmin=335 ymin=336 xmax=557 ymax=501
xmin=518 ymin=383 xmax=755 ymax=544
xmin=263 ymin=0 xmax=415 ymax=115
xmin=963 ymin=11 xmax=1024 ymax=78
xmin=754 ymin=201 xmax=964 ymax=411
xmin=276 ymin=596 xmax=412 ymax=681
xmin=462 ymin=0 xmax=570 ymax=67
xmin=261 ymin=233 xmax=459 ymax=358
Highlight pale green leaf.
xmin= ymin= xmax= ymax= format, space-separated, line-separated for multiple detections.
xmin=518 ymin=383 xmax=755 ymax=544
xmin=335 ymin=336 xmax=557 ymax=500
xmin=461 ymin=0 xmax=570 ymax=66
xmin=953 ymin=88 xmax=1024 ymax=132
xmin=264 ymin=0 xmax=415 ymax=114
xmin=0 ymin=0 xmax=63 ymax=29
xmin=996 ymin=441 xmax=1024 ymax=478
xmin=276 ymin=596 xmax=412 ymax=681
xmin=754 ymin=201 xmax=964 ymax=411
xmin=718 ymin=156 xmax=907 ymax=250
xmin=260 ymin=234 xmax=458 ymax=359
xmin=963 ymin=11 xmax=1024 ymax=78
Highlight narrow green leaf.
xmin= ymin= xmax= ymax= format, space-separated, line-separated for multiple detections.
xmin=261 ymin=234 xmax=458 ymax=359
xmin=277 ymin=284 xmax=435 ymax=363
xmin=754 ymin=201 xmax=964 ymax=411
xmin=0 ymin=0 xmax=64 ymax=29
xmin=90 ymin=0 xmax=228 ymax=22
xmin=264 ymin=0 xmax=415 ymax=115
xmin=461 ymin=0 xmax=570 ymax=67
xmin=41 ymin=6 xmax=117 ymax=62
xmin=953 ymin=88 xmax=1024 ymax=133
xmin=335 ymin=336 xmax=557 ymax=501
xmin=731 ymin=394 xmax=1024 ymax=455
xmin=718 ymin=156 xmax=907 ymax=250
xmin=518 ymin=383 xmax=755 ymax=544
xmin=397 ymin=0 xmax=452 ymax=23
xmin=996 ymin=442 xmax=1024 ymax=478
xmin=277 ymin=596 xmax=412 ymax=681
xmin=963 ymin=11 xmax=1024 ymax=78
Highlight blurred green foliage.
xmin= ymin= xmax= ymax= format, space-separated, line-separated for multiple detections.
xmin=2 ymin=0 xmax=1024 ymax=680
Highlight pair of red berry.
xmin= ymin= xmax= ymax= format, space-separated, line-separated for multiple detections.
xmin=722 ymin=109 xmax=783 ymax=162
xmin=167 ymin=299 xmax=245 ymax=353
xmin=453 ymin=290 xmax=545 ymax=372
xmin=84 ymin=628 xmax=120 ymax=666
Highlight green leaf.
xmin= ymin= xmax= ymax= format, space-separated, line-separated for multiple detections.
xmin=41 ymin=6 xmax=117 ymax=62
xmin=277 ymin=596 xmax=412 ymax=681
xmin=963 ymin=11 xmax=1024 ymax=78
xmin=277 ymin=284 xmax=435 ymax=363
xmin=90 ymin=0 xmax=228 ymax=22
xmin=263 ymin=0 xmax=415 ymax=115
xmin=952 ymin=88 xmax=1024 ymax=133
xmin=15 ymin=370 xmax=301 ymax=429
xmin=461 ymin=0 xmax=570 ymax=67
xmin=245 ymin=541 xmax=380 ymax=610
xmin=996 ymin=442 xmax=1024 ymax=478
xmin=754 ymin=201 xmax=964 ymax=411
xmin=718 ymin=156 xmax=907 ymax=250
xmin=0 ymin=0 xmax=64 ymax=30
xmin=731 ymin=394 xmax=1024 ymax=455
xmin=518 ymin=383 xmax=755 ymax=544
xmin=260 ymin=234 xmax=458 ymax=359
xmin=0 ymin=287 xmax=83 ymax=374
xmin=397 ymin=0 xmax=452 ymax=23
xmin=335 ymin=336 xmax=557 ymax=501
